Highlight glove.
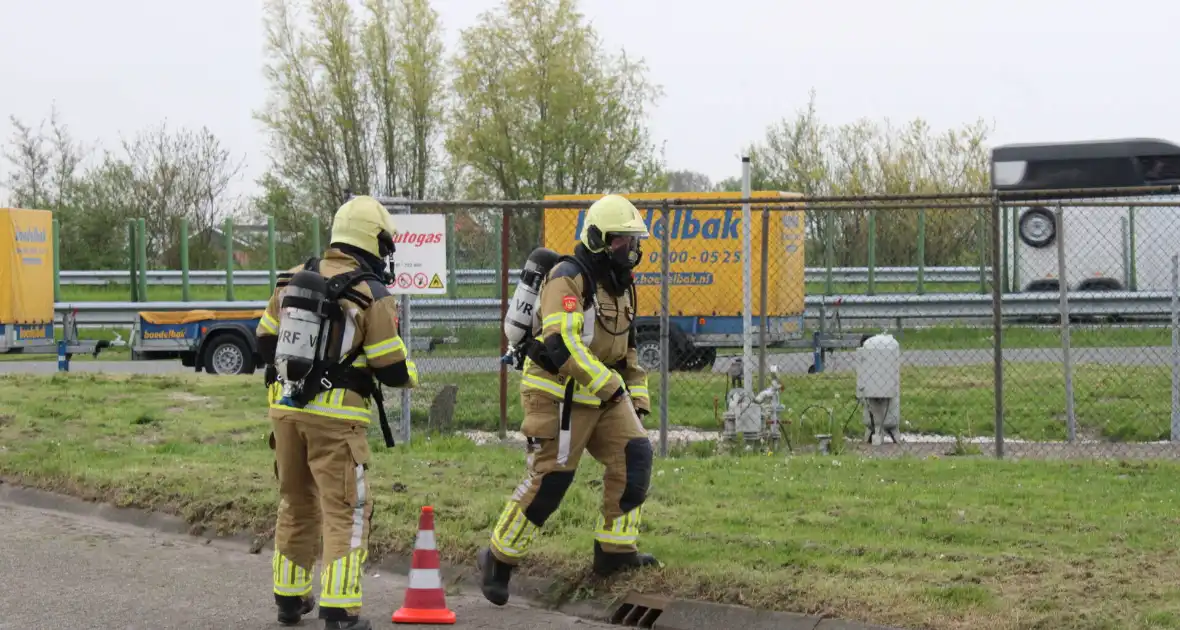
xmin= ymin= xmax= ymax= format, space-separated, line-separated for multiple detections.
xmin=605 ymin=386 xmax=626 ymax=405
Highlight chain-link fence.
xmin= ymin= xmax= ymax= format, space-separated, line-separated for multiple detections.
xmin=47 ymin=185 xmax=1180 ymax=460
xmin=373 ymin=186 xmax=1180 ymax=461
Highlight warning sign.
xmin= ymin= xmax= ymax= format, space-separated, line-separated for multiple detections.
xmin=384 ymin=213 xmax=448 ymax=296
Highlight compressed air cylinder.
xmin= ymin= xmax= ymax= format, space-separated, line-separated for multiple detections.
xmin=504 ymin=247 xmax=562 ymax=346
xmin=275 ymin=269 xmax=330 ymax=385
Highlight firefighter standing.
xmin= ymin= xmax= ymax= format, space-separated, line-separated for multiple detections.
xmin=256 ymin=195 xmax=418 ymax=630
xmin=478 ymin=194 xmax=660 ymax=606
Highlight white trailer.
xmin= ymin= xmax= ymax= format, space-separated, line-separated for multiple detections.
xmin=992 ymin=138 xmax=1180 ymax=293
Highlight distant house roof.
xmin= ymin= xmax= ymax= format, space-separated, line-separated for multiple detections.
xmin=201 ymin=223 xmax=297 ymax=247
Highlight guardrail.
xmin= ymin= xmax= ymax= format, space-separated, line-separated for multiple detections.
xmin=58 ymin=266 xmax=990 ymax=287
xmin=53 ymin=291 xmax=1171 ymax=327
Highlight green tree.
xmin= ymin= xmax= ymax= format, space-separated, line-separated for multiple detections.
xmin=446 ymin=0 xmax=663 ymax=259
xmin=742 ymin=91 xmax=993 ymax=267
xmin=3 ymin=110 xmax=243 ymax=270
xmin=256 ymin=0 xmax=448 ymax=232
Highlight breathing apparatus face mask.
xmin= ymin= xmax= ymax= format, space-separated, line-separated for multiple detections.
xmin=606 ymin=234 xmax=642 ymax=270
xmin=378 ymin=231 xmax=396 ymax=282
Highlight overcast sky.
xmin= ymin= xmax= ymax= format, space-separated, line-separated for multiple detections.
xmin=3 ymin=0 xmax=1179 ymax=202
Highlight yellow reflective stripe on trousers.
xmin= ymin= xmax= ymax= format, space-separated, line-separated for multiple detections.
xmin=595 ymin=505 xmax=642 ymax=545
xmin=363 ymin=336 xmax=406 ymax=360
xmin=259 ymin=312 xmax=279 ymax=335
xmin=273 ymin=550 xmax=314 ymax=597
xmin=320 ymin=462 xmax=368 ymax=609
xmin=490 ymin=500 xmax=540 ymax=559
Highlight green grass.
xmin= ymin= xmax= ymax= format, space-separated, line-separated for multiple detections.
xmin=4 ymin=321 xmax=1175 ymax=443
xmin=413 ymin=364 xmax=1178 ymax=443
xmin=2 ymin=373 xmax=1180 ymax=629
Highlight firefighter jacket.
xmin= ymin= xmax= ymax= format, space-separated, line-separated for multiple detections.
xmin=256 ymin=248 xmax=418 ymax=423
xmin=521 ymin=261 xmax=650 ymax=413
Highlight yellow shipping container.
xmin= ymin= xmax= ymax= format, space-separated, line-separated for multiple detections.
xmin=0 ymin=208 xmax=55 ymax=324
xmin=542 ymin=192 xmax=806 ymax=318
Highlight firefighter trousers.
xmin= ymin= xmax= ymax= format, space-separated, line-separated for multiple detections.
xmin=489 ymin=387 xmax=653 ymax=565
xmin=269 ymin=410 xmax=372 ymax=620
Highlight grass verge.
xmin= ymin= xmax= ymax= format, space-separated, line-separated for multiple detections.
xmin=408 ymin=363 xmax=1172 ymax=442
xmin=1 ymin=372 xmax=1179 ymax=630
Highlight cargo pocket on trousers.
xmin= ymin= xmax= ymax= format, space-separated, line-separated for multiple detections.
xmin=268 ymin=431 xmax=278 ymax=480
xmin=520 ymin=394 xmax=560 ymax=440
xmin=344 ymin=428 xmax=372 ymax=537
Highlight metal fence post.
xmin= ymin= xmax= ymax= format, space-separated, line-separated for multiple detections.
xmin=916 ymin=209 xmax=926 ymax=295
xmin=740 ymin=157 xmax=753 ymax=396
xmin=446 ymin=213 xmax=457 ymax=299
xmin=396 ymin=192 xmax=413 ymax=446
xmin=1171 ymin=253 xmax=1179 ymax=441
xmin=978 ymin=208 xmax=988 ymax=294
xmin=180 ymin=218 xmax=190 ymax=302
xmin=311 ymin=216 xmax=322 ymax=257
xmin=1055 ymin=202 xmax=1076 ymax=443
xmin=990 ymin=194 xmax=1005 ymax=459
xmin=1128 ymin=205 xmax=1138 ymax=291
xmin=659 ymin=202 xmax=671 ymax=458
xmin=267 ymin=215 xmax=277 ymax=290
xmin=224 ymin=217 xmax=235 ymax=302
xmin=867 ymin=210 xmax=877 ymax=295
xmin=52 ymin=219 xmax=61 ymax=302
xmin=136 ymin=218 xmax=148 ymax=302
xmin=758 ymin=205 xmax=770 ymax=392
xmin=127 ymin=220 xmax=138 ymax=302
xmin=498 ymin=208 xmax=510 ymax=440
xmin=823 ymin=211 xmax=834 ymax=295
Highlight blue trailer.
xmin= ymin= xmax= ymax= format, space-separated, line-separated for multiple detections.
xmin=130 ymin=310 xmax=266 ymax=375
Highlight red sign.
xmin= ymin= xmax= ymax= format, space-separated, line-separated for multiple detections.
xmin=562 ymin=295 xmax=578 ymax=312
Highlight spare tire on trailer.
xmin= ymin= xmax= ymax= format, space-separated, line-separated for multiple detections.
xmin=635 ymin=329 xmax=669 ymax=371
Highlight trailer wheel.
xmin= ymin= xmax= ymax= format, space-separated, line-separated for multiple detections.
xmin=636 ymin=329 xmax=688 ymax=372
xmin=202 ymin=334 xmax=254 ymax=376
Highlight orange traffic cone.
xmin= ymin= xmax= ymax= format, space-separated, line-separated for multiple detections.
xmin=392 ymin=506 xmax=456 ymax=625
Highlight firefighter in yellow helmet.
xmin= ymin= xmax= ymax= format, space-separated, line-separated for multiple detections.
xmin=256 ymin=195 xmax=418 ymax=629
xmin=478 ymin=194 xmax=659 ymax=606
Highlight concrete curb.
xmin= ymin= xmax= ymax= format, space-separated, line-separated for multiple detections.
xmin=0 ymin=481 xmax=586 ymax=615
xmin=0 ymin=480 xmax=906 ymax=630
xmin=639 ymin=599 xmax=904 ymax=629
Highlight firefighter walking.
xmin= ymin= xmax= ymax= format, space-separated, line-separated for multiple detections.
xmin=479 ymin=194 xmax=660 ymax=606
xmin=256 ymin=195 xmax=418 ymax=629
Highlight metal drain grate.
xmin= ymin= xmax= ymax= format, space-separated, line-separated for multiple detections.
xmin=608 ymin=593 xmax=670 ymax=628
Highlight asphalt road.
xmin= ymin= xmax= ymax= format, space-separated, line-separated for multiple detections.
xmin=1 ymin=345 xmax=1176 ymax=377
xmin=0 ymin=499 xmax=610 ymax=630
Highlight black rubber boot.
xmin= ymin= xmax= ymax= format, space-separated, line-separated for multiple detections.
xmin=592 ymin=541 xmax=660 ymax=578
xmin=478 ymin=547 xmax=515 ymax=606
xmin=275 ymin=594 xmax=316 ymax=625
xmin=322 ymin=617 xmax=372 ymax=630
